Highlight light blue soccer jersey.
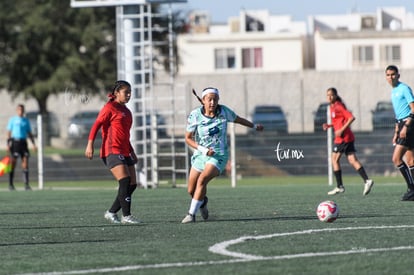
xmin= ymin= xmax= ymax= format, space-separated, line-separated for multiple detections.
xmin=391 ymin=82 xmax=414 ymax=120
xmin=7 ymin=116 xmax=32 ymax=139
xmin=186 ymin=105 xmax=237 ymax=156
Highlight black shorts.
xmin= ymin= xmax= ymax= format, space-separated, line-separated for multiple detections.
xmin=102 ymin=154 xmax=136 ymax=169
xmin=10 ymin=139 xmax=30 ymax=159
xmin=333 ymin=142 xmax=356 ymax=155
xmin=396 ymin=120 xmax=414 ymax=149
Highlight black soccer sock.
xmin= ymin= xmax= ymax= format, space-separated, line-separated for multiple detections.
xmin=128 ymin=184 xmax=137 ymax=196
xmin=109 ymin=197 xmax=121 ymax=214
xmin=118 ymin=177 xmax=132 ymax=217
xmin=409 ymin=166 xmax=414 ymax=184
xmin=334 ymin=170 xmax=343 ymax=188
xmin=23 ymin=169 xmax=29 ymax=186
xmin=357 ymin=167 xmax=369 ymax=182
xmin=109 ymin=183 xmax=138 ymax=214
xmin=398 ymin=163 xmax=414 ymax=190
xmin=9 ymin=170 xmax=14 ymax=187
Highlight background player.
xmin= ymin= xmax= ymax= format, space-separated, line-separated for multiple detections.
xmin=322 ymin=87 xmax=374 ymax=196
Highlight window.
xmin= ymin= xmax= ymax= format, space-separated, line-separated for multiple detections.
xmin=352 ymin=45 xmax=374 ymax=66
xmin=215 ymin=48 xmax=236 ymax=69
xmin=242 ymin=48 xmax=263 ymax=68
xmin=380 ymin=45 xmax=401 ymax=64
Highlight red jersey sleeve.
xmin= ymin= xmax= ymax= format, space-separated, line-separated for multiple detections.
xmin=87 ymin=105 xmax=109 ymax=141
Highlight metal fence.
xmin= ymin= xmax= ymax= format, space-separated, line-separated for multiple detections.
xmin=1 ymin=128 xmax=397 ymax=188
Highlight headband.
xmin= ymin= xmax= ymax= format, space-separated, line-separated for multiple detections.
xmin=202 ymin=87 xmax=219 ymax=98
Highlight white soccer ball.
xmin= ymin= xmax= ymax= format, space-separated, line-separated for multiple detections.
xmin=316 ymin=200 xmax=339 ymax=222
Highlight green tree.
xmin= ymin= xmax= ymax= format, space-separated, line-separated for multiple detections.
xmin=0 ymin=0 xmax=116 ymax=142
xmin=0 ymin=1 xmax=187 ymax=143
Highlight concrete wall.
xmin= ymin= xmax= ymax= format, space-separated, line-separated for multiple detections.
xmin=170 ymin=68 xmax=414 ymax=133
xmin=2 ymin=69 xmax=414 ymax=148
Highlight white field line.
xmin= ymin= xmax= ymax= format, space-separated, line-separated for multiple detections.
xmin=16 ymin=225 xmax=414 ymax=275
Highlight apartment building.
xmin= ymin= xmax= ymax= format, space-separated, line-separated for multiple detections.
xmin=177 ymin=10 xmax=308 ymax=74
xmin=311 ymin=6 xmax=414 ymax=71
xmin=177 ymin=6 xmax=414 ymax=73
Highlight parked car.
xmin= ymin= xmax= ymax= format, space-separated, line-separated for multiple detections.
xmin=67 ymin=110 xmax=167 ymax=138
xmin=251 ymin=105 xmax=288 ymax=134
xmin=372 ymin=101 xmax=395 ymax=130
xmin=26 ymin=111 xmax=60 ymax=137
xmin=313 ymin=103 xmax=329 ymax=132
xmin=68 ymin=111 xmax=100 ymax=138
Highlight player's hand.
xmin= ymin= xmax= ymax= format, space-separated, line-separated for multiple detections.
xmin=322 ymin=123 xmax=331 ymax=131
xmin=206 ymin=148 xmax=215 ymax=156
xmin=130 ymin=151 xmax=138 ymax=164
xmin=85 ymin=142 xmax=94 ymax=160
xmin=254 ymin=124 xmax=264 ymax=131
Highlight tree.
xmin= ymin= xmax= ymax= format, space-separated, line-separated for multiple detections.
xmin=0 ymin=0 xmax=117 ymax=142
xmin=0 ymin=1 xmax=187 ymax=143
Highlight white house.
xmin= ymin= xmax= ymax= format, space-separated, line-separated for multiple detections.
xmin=177 ymin=10 xmax=308 ymax=74
xmin=311 ymin=7 xmax=414 ymax=71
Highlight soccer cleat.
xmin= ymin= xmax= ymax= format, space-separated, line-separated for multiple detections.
xmin=8 ymin=185 xmax=15 ymax=191
xmin=401 ymin=189 xmax=414 ymax=201
xmin=121 ymin=215 xmax=141 ymax=224
xmin=104 ymin=211 xmax=121 ymax=224
xmin=328 ymin=186 xmax=345 ymax=195
xmin=200 ymin=197 xmax=209 ymax=220
xmin=25 ymin=185 xmax=32 ymax=191
xmin=363 ymin=179 xmax=374 ymax=196
xmin=181 ymin=213 xmax=195 ymax=224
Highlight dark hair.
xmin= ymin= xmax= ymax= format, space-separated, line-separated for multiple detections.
xmin=385 ymin=65 xmax=399 ymax=73
xmin=108 ymin=80 xmax=131 ymax=101
xmin=327 ymin=87 xmax=346 ymax=106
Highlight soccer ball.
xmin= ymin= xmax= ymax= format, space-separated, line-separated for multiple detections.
xmin=316 ymin=200 xmax=339 ymax=222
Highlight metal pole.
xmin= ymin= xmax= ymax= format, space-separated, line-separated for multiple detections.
xmin=230 ymin=123 xmax=236 ymax=188
xmin=327 ymin=105 xmax=333 ymax=186
xmin=37 ymin=114 xmax=44 ymax=190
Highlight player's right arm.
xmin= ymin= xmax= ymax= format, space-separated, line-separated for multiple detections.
xmin=85 ymin=107 xmax=106 ymax=160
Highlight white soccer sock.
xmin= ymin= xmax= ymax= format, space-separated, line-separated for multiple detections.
xmin=188 ymin=199 xmax=204 ymax=215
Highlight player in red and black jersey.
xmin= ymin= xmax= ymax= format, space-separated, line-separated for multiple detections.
xmin=322 ymin=87 xmax=374 ymax=196
xmin=85 ymin=80 xmax=140 ymax=224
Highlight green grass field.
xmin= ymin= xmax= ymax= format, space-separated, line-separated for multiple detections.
xmin=1 ymin=176 xmax=414 ymax=275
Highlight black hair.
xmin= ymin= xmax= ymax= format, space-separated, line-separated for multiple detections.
xmin=327 ymin=87 xmax=346 ymax=107
xmin=386 ymin=65 xmax=399 ymax=73
xmin=108 ymin=80 xmax=131 ymax=101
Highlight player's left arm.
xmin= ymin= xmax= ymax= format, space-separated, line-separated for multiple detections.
xmin=234 ymin=116 xmax=264 ymax=131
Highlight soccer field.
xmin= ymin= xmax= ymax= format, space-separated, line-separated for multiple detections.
xmin=1 ymin=176 xmax=414 ymax=275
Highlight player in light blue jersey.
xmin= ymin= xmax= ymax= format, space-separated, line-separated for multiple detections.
xmin=386 ymin=65 xmax=414 ymax=201
xmin=6 ymin=104 xmax=36 ymax=191
xmin=181 ymin=87 xmax=264 ymax=223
